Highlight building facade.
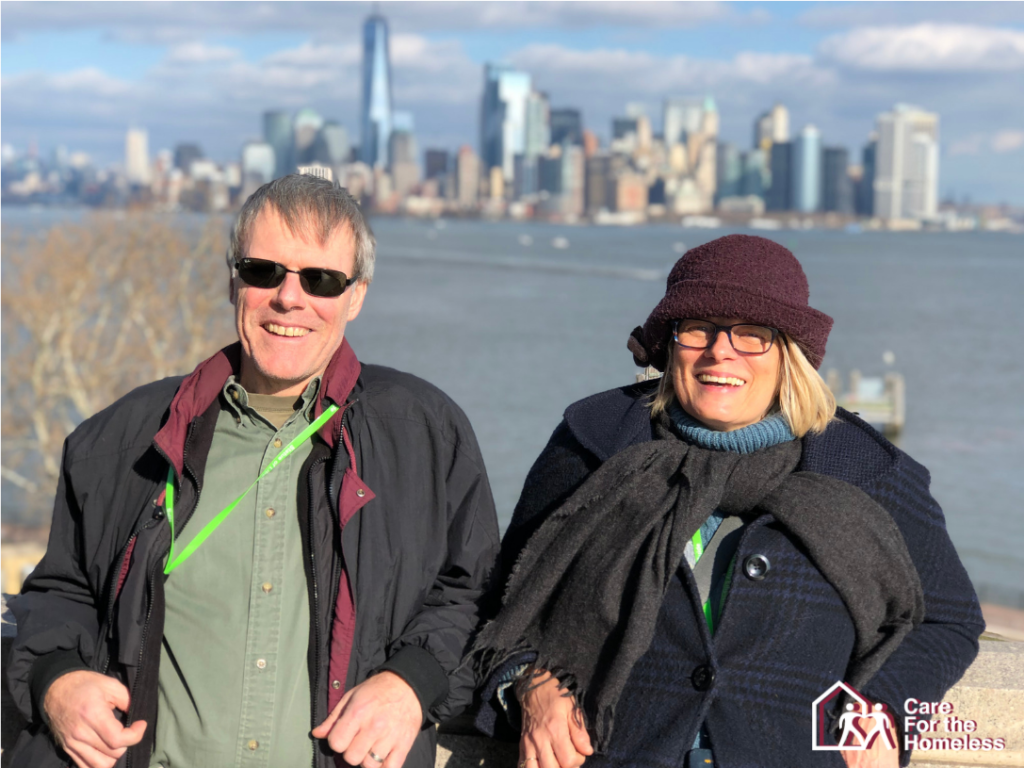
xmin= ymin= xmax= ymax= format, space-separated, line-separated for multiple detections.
xmin=873 ymin=104 xmax=939 ymax=221
xmin=480 ymin=63 xmax=531 ymax=182
xmin=361 ymin=14 xmax=394 ymax=168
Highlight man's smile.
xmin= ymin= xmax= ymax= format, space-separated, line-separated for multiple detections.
xmin=263 ymin=322 xmax=311 ymax=338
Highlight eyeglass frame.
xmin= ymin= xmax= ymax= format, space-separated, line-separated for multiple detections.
xmin=671 ymin=318 xmax=779 ymax=356
xmin=234 ymin=257 xmax=356 ymax=298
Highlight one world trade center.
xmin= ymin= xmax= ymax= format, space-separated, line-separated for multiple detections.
xmin=361 ymin=12 xmax=393 ymax=168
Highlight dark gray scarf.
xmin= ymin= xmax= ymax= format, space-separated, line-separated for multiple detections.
xmin=473 ymin=426 xmax=924 ymax=749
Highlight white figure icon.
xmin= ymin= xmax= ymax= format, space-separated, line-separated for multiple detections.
xmin=864 ymin=703 xmax=897 ymax=749
xmin=837 ymin=702 xmax=866 ymax=748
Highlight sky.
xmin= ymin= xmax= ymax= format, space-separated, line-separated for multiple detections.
xmin=3 ymin=1 xmax=1024 ymax=204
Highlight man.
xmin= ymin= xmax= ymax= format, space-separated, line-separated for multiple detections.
xmin=7 ymin=174 xmax=500 ymax=768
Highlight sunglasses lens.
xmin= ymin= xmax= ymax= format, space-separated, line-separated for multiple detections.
xmin=300 ymin=269 xmax=345 ymax=298
xmin=237 ymin=259 xmax=283 ymax=289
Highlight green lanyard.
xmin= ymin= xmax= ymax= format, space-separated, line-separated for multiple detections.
xmin=163 ymin=403 xmax=339 ymax=575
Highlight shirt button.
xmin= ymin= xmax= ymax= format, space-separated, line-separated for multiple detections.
xmin=231 ymin=390 xmax=240 ymax=401
xmin=356 ymin=488 xmax=366 ymax=498
xmin=262 ymin=582 xmax=273 ymax=593
xmin=332 ymin=680 xmax=342 ymax=689
xmin=256 ymin=659 xmax=267 ymax=669
xmin=248 ymin=740 xmax=259 ymax=751
xmin=273 ymin=438 xmax=283 ymax=449
xmin=743 ymin=554 xmax=771 ymax=581
xmin=265 ymin=508 xmax=276 ymax=518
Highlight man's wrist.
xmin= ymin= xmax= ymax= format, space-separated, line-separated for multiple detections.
xmin=374 ymin=645 xmax=449 ymax=723
xmin=30 ymin=649 xmax=91 ymax=726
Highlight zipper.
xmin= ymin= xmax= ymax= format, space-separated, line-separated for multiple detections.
xmin=306 ymin=453 xmax=330 ymax=768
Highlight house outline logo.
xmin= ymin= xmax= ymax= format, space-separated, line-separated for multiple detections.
xmin=812 ymin=681 xmax=896 ymax=752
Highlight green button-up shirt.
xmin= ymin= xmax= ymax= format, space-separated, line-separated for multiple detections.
xmin=151 ymin=377 xmax=319 ymax=768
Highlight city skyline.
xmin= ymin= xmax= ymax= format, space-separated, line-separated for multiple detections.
xmin=3 ymin=1 xmax=1024 ymax=204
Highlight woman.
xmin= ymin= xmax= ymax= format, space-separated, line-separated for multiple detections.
xmin=473 ymin=235 xmax=983 ymax=768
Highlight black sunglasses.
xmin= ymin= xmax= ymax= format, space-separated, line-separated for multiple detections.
xmin=235 ymin=258 xmax=356 ymax=298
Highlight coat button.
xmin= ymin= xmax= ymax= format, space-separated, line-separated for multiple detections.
xmin=153 ymin=509 xmax=165 ymax=520
xmin=332 ymin=680 xmax=342 ymax=690
xmin=356 ymin=488 xmax=365 ymax=498
xmin=691 ymin=665 xmax=715 ymax=692
xmin=744 ymin=554 xmax=770 ymax=581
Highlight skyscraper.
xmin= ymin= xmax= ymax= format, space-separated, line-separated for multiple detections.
xmin=525 ymin=91 xmax=551 ymax=157
xmin=715 ymin=142 xmax=741 ymax=202
xmin=550 ymin=108 xmax=582 ymax=146
xmin=856 ymin=136 xmax=877 ymax=216
xmin=425 ymin=150 xmax=450 ymax=180
xmin=754 ymin=103 xmax=790 ymax=151
xmin=873 ymin=104 xmax=938 ymax=221
xmin=822 ymin=147 xmax=853 ymax=214
xmin=125 ymin=127 xmax=150 ymax=185
xmin=793 ymin=125 xmax=822 ymax=213
xmin=294 ymin=108 xmax=324 ymax=165
xmin=663 ymin=98 xmax=704 ymax=145
xmin=173 ymin=143 xmax=203 ymax=174
xmin=312 ymin=122 xmax=350 ymax=168
xmin=480 ymin=63 xmax=531 ymax=181
xmin=361 ymin=13 xmax=393 ymax=168
xmin=263 ymin=111 xmax=294 ymax=179
xmin=767 ymin=142 xmax=793 ymax=211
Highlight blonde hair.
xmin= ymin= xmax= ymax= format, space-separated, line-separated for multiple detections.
xmin=649 ymin=333 xmax=836 ymax=438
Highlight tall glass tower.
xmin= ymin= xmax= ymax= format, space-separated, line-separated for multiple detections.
xmin=361 ymin=13 xmax=393 ymax=168
xmin=263 ymin=110 xmax=294 ymax=179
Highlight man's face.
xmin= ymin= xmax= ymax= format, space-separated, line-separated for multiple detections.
xmin=230 ymin=207 xmax=367 ymax=396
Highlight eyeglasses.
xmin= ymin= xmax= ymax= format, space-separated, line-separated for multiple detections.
xmin=672 ymin=319 xmax=778 ymax=355
xmin=234 ymin=258 xmax=356 ymax=298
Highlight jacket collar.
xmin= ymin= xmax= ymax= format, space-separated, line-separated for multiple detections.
xmin=154 ymin=338 xmax=361 ymax=478
xmin=563 ymin=381 xmax=657 ymax=462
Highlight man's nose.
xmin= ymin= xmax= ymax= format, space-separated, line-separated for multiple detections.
xmin=271 ymin=272 xmax=306 ymax=309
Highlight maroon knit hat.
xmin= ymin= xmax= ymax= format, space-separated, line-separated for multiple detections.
xmin=628 ymin=234 xmax=833 ymax=370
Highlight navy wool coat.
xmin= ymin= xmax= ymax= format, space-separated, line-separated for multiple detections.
xmin=487 ymin=381 xmax=984 ymax=768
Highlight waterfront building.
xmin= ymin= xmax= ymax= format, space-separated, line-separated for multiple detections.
xmin=612 ymin=117 xmax=639 ymax=141
xmin=513 ymin=153 xmax=539 ymax=199
xmin=173 ymin=143 xmax=203 ymax=174
xmin=525 ymin=91 xmax=551 ymax=158
xmin=389 ymin=127 xmax=420 ymax=197
xmin=582 ymin=130 xmax=599 ymax=158
xmin=767 ymin=142 xmax=793 ymax=211
xmin=263 ymin=110 xmax=294 ymax=179
xmin=754 ymin=103 xmax=790 ymax=152
xmin=585 ymin=153 xmax=611 ymax=214
xmin=294 ymin=108 xmax=324 ymax=165
xmin=822 ymin=146 xmax=854 ymax=214
xmin=663 ymin=98 xmax=704 ymax=146
xmin=716 ymin=142 xmax=742 ymax=203
xmin=456 ymin=145 xmax=480 ymax=207
xmin=125 ymin=127 xmax=150 ymax=186
xmin=873 ymin=104 xmax=939 ymax=221
xmin=241 ymin=141 xmax=275 ymax=198
xmin=425 ymin=149 xmax=450 ymax=180
xmin=793 ymin=125 xmax=822 ymax=213
xmin=856 ymin=135 xmax=877 ymax=216
xmin=480 ymin=63 xmax=531 ymax=183
xmin=550 ymin=108 xmax=582 ymax=146
xmin=312 ymin=122 xmax=349 ymax=169
xmin=740 ymin=149 xmax=769 ymax=199
xmin=361 ymin=13 xmax=394 ymax=168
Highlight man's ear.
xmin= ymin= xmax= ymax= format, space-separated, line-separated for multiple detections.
xmin=228 ymin=271 xmax=237 ymax=305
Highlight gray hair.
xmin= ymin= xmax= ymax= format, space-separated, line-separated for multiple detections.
xmin=228 ymin=174 xmax=375 ymax=282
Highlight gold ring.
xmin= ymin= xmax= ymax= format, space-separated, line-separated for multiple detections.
xmin=368 ymin=751 xmax=385 ymax=764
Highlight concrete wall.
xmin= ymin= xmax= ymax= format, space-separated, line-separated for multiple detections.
xmin=3 ymin=597 xmax=1021 ymax=768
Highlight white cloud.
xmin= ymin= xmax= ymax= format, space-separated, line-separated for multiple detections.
xmin=2 ymin=67 xmax=132 ymax=97
xmin=949 ymin=134 xmax=987 ymax=156
xmin=819 ymin=24 xmax=1024 ymax=72
xmin=991 ymin=130 xmax=1024 ymax=153
xmin=165 ymin=42 xmax=241 ymax=65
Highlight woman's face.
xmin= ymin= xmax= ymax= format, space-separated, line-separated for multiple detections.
xmin=670 ymin=316 xmax=782 ymax=432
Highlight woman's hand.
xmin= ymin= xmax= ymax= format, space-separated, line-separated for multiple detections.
xmin=840 ymin=716 xmax=900 ymax=768
xmin=518 ymin=669 xmax=594 ymax=768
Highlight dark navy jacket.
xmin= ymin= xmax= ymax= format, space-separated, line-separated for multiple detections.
xmin=488 ymin=381 xmax=983 ymax=768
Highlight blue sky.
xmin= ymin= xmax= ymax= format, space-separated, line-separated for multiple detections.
xmin=3 ymin=1 xmax=1023 ymax=203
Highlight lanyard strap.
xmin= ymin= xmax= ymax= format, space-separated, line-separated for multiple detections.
xmin=163 ymin=403 xmax=339 ymax=575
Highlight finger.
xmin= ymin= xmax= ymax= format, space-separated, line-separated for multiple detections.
xmin=534 ymin=739 xmax=561 ymax=768
xmin=550 ymin=726 xmax=586 ymax=768
xmin=567 ymin=711 xmax=593 ymax=756
xmin=92 ymin=710 xmax=143 ymax=751
xmin=342 ymin=724 xmax=377 ymax=767
xmin=362 ymin=746 xmax=388 ymax=768
xmin=64 ymin=740 xmax=118 ymax=768
xmin=382 ymin=730 xmax=416 ymax=768
xmin=100 ymin=679 xmax=131 ymax=713
xmin=327 ymin=703 xmax=366 ymax=756
xmin=312 ymin=691 xmax=352 ymax=739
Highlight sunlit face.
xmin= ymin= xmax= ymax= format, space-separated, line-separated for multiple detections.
xmin=230 ymin=207 xmax=367 ymax=396
xmin=670 ymin=316 xmax=782 ymax=432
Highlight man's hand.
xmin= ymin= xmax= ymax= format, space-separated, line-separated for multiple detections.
xmin=311 ymin=670 xmax=423 ymax=768
xmin=519 ymin=670 xmax=593 ymax=768
xmin=841 ymin=715 xmax=900 ymax=768
xmin=44 ymin=670 xmax=147 ymax=768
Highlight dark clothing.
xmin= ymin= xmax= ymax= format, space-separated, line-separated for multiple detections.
xmin=7 ymin=340 xmax=500 ymax=768
xmin=483 ymin=381 xmax=983 ymax=768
